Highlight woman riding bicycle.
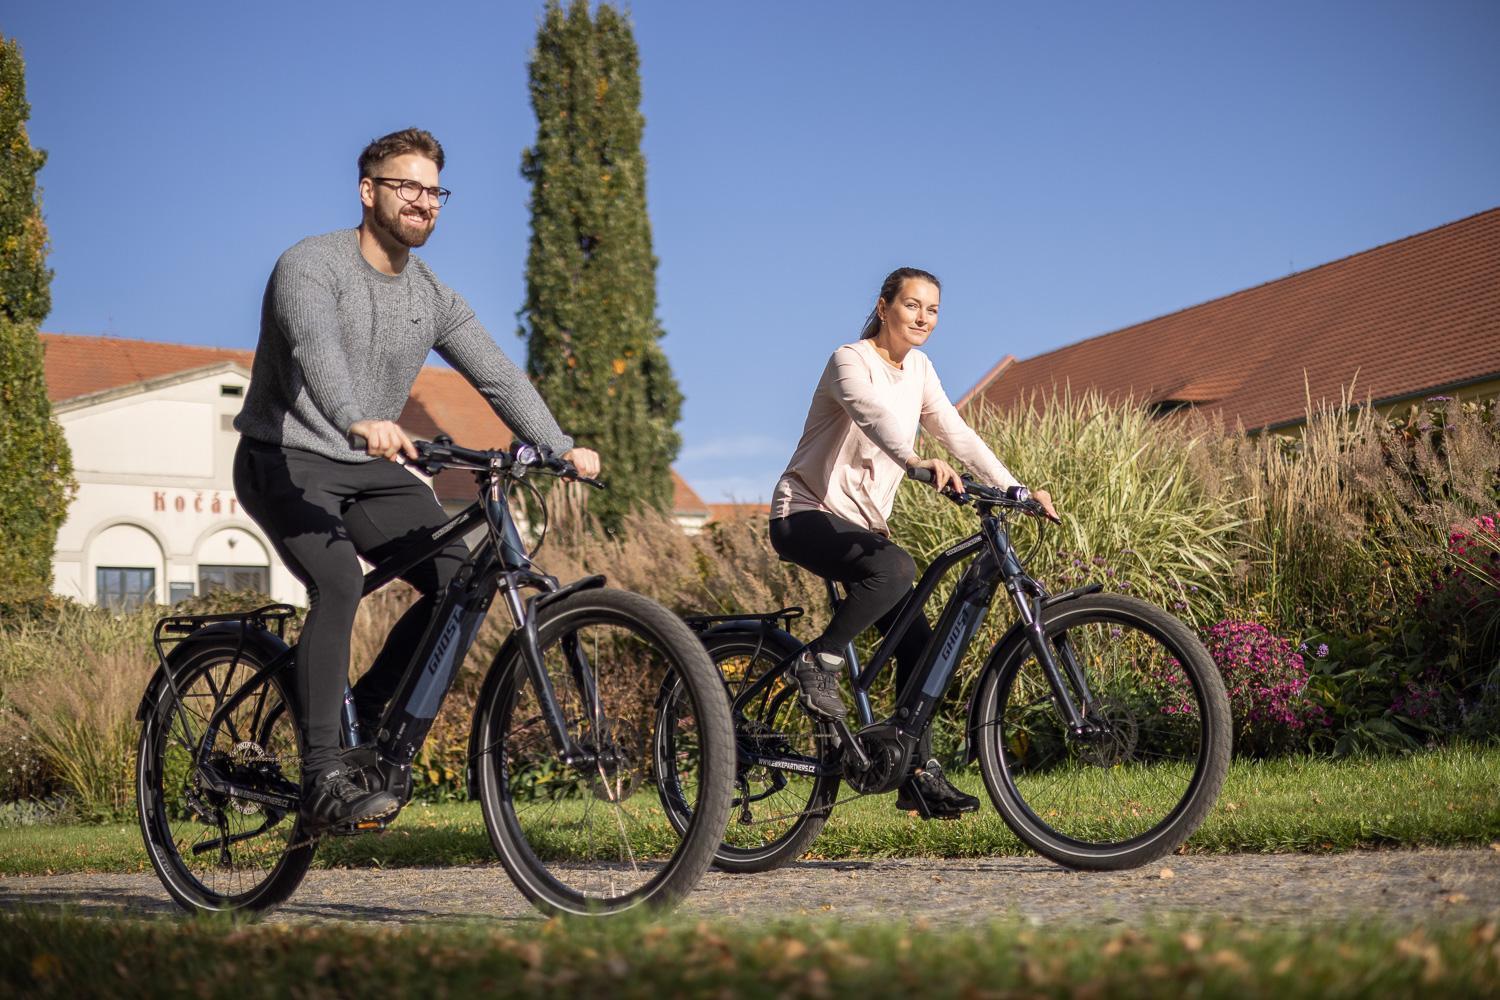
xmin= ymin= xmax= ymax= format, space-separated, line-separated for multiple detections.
xmin=770 ymin=266 xmax=1058 ymax=819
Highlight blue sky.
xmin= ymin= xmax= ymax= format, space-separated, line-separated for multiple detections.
xmin=8 ymin=1 xmax=1499 ymax=502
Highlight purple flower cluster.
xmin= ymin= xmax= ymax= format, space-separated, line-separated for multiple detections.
xmin=1149 ymin=620 xmax=1329 ymax=745
xmin=1417 ymin=513 xmax=1500 ymax=616
xmin=1390 ymin=678 xmax=1444 ymax=721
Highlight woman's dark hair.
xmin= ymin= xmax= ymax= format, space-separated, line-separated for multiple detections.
xmin=859 ymin=267 xmax=942 ymax=339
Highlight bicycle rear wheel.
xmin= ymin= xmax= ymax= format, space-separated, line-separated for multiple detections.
xmin=137 ymin=642 xmax=312 ymax=913
xmin=472 ymin=588 xmax=734 ymax=916
xmin=973 ymin=593 xmax=1230 ymax=870
xmin=657 ymin=631 xmax=839 ymax=873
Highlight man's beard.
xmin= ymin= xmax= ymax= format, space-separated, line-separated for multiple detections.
xmin=374 ymin=199 xmax=435 ymax=248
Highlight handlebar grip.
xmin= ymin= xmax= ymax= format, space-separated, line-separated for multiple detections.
xmin=906 ymin=465 xmax=935 ymax=484
xmin=349 ymin=432 xmax=367 ymax=450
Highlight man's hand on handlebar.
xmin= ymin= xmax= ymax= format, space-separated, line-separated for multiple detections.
xmin=349 ymin=419 xmax=418 ymax=462
xmin=562 ymin=447 xmax=601 ymax=480
xmin=907 ymin=457 xmax=964 ymax=494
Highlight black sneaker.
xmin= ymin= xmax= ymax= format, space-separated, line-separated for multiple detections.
xmin=300 ymin=767 xmax=400 ymax=834
xmin=895 ymin=760 xmax=980 ymax=819
xmin=790 ymin=649 xmax=849 ymax=720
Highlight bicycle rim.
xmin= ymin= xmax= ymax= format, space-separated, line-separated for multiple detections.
xmin=479 ymin=590 xmax=730 ymax=914
xmin=979 ymin=595 xmax=1228 ymax=864
xmin=137 ymin=646 xmax=312 ymax=911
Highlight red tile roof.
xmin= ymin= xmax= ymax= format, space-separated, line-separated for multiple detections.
xmin=39 ymin=333 xmax=703 ymax=509
xmin=706 ymin=502 xmax=770 ymax=523
xmin=41 ymin=333 xmax=252 ymax=403
xmin=673 ymin=475 xmax=710 ymax=515
xmin=965 ymin=208 xmax=1500 ymax=429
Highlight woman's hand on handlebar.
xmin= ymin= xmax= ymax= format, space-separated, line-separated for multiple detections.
xmin=1032 ymin=488 xmax=1061 ymax=523
xmin=907 ymin=457 xmax=964 ymax=494
xmin=563 ymin=447 xmax=601 ymax=480
xmin=349 ymin=419 xmax=418 ymax=462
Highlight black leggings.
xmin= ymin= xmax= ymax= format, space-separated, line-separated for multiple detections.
xmin=233 ymin=437 xmax=467 ymax=778
xmin=769 ymin=510 xmax=935 ymax=708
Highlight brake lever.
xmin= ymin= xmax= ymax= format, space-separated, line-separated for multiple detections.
xmin=544 ymin=459 xmax=607 ymax=490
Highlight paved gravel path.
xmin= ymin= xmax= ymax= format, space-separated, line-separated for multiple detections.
xmin=2 ymin=849 xmax=1497 ymax=925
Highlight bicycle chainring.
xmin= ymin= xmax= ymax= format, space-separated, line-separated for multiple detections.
xmin=842 ymin=723 xmax=911 ymax=795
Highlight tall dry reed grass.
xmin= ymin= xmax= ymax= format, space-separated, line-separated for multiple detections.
xmin=1 ymin=646 xmax=156 ymax=819
xmin=1224 ymin=390 xmax=1500 ymax=636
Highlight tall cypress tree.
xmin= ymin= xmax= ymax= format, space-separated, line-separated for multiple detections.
xmin=0 ymin=36 xmax=72 ymax=602
xmin=520 ymin=0 xmax=682 ymax=529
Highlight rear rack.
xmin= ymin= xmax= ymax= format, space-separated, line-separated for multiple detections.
xmin=682 ymin=606 xmax=804 ymax=632
xmin=152 ymin=603 xmax=298 ymax=664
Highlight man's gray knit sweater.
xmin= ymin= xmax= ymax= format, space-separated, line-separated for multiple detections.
xmin=235 ymin=229 xmax=572 ymax=462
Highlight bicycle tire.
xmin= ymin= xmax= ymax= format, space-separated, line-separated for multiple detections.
xmin=137 ymin=641 xmax=313 ymax=914
xmin=973 ymin=593 xmax=1231 ymax=870
xmin=472 ymin=588 xmax=734 ymax=916
xmin=658 ymin=630 xmax=840 ymax=873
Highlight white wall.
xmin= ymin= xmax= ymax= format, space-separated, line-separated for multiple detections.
xmin=52 ymin=367 xmax=306 ymax=607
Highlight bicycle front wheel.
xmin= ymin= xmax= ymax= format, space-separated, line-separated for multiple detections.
xmin=137 ymin=641 xmax=312 ymax=913
xmin=974 ymin=593 xmax=1230 ymax=870
xmin=473 ymin=588 xmax=735 ymax=916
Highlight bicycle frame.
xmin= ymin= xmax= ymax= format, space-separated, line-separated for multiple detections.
xmin=725 ymin=507 xmax=1103 ymax=773
xmin=180 ymin=454 xmax=607 ymax=805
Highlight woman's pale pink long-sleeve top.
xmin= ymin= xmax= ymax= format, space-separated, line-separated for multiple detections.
xmin=770 ymin=339 xmax=1020 ymax=536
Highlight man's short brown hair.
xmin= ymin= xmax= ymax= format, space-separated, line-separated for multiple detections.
xmin=358 ymin=128 xmax=445 ymax=178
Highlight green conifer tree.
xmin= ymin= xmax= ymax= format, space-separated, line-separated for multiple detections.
xmin=0 ymin=36 xmax=73 ymax=601
xmin=520 ymin=0 xmax=682 ymax=530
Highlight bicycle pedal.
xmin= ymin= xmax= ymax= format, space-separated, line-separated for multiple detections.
xmin=329 ymin=813 xmax=397 ymax=837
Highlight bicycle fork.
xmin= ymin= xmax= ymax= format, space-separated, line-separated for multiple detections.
xmin=1008 ymin=584 xmax=1102 ymax=736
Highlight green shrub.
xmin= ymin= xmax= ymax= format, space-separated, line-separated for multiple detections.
xmin=0 ymin=38 xmax=73 ymax=602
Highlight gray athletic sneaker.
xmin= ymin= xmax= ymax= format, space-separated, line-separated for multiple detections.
xmin=790 ymin=649 xmax=849 ymax=720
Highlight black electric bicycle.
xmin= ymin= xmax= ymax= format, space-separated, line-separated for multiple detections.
xmin=135 ymin=438 xmax=735 ymax=917
xmin=656 ymin=472 xmax=1231 ymax=873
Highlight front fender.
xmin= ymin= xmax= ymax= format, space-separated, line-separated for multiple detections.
xmin=135 ymin=623 xmax=292 ymax=722
xmin=963 ymin=584 xmax=1101 ymax=762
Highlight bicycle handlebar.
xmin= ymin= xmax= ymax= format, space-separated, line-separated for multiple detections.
xmin=906 ymin=465 xmax=1055 ymax=521
xmin=348 ymin=433 xmax=605 ymax=490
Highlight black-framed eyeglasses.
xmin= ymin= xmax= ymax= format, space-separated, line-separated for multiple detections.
xmin=369 ymin=177 xmax=451 ymax=206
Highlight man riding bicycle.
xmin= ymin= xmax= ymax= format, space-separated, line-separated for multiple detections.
xmin=233 ymin=127 xmax=599 ymax=832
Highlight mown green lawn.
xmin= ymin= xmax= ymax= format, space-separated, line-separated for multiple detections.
xmin=1 ymin=746 xmax=1496 ymax=876
xmin=4 ymin=909 xmax=1498 ymax=999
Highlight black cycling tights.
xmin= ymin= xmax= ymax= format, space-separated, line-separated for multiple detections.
xmin=234 ymin=438 xmax=467 ymax=780
xmin=769 ymin=510 xmax=935 ymax=713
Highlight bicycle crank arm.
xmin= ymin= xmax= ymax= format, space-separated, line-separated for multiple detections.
xmin=828 ymin=717 xmax=871 ymax=771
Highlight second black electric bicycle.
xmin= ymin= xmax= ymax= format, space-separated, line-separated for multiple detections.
xmin=135 ymin=438 xmax=736 ymax=917
xmin=656 ymin=472 xmax=1231 ymax=873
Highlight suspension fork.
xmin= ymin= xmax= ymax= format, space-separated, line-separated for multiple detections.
xmin=1008 ymin=584 xmax=1105 ymax=733
xmin=987 ymin=514 xmax=1099 ymax=735
xmin=503 ymin=580 xmax=587 ymax=761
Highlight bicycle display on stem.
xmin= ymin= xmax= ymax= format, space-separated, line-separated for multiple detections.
xmin=135 ymin=437 xmax=736 ymax=917
xmin=665 ymin=469 xmax=1232 ymax=873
